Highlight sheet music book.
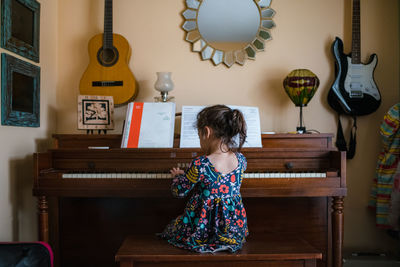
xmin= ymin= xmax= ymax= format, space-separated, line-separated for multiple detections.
xmin=179 ymin=105 xmax=262 ymax=148
xmin=121 ymin=102 xmax=176 ymax=148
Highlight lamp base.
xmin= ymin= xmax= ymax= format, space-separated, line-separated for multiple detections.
xmin=154 ymin=91 xmax=175 ymax=102
xmin=296 ymin=126 xmax=306 ymax=134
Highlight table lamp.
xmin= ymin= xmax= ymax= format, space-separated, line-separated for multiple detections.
xmin=154 ymin=72 xmax=174 ymax=102
xmin=283 ymin=69 xmax=319 ymax=134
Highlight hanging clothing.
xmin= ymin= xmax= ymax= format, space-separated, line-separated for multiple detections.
xmin=369 ymin=103 xmax=400 ymax=228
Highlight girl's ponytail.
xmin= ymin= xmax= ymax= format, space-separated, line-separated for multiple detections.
xmin=231 ymin=109 xmax=247 ymax=151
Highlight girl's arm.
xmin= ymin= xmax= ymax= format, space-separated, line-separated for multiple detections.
xmin=170 ymin=160 xmax=199 ymax=198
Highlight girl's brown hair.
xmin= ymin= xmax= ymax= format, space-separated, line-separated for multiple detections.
xmin=196 ymin=105 xmax=247 ymax=152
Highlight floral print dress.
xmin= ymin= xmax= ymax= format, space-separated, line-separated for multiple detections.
xmin=160 ymin=152 xmax=249 ymax=253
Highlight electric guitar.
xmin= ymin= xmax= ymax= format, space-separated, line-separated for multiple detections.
xmin=328 ymin=0 xmax=381 ymax=116
xmin=79 ymin=0 xmax=137 ymax=106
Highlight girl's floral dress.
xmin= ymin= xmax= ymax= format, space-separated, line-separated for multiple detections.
xmin=160 ymin=152 xmax=248 ymax=253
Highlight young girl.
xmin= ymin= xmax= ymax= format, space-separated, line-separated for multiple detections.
xmin=160 ymin=104 xmax=248 ymax=253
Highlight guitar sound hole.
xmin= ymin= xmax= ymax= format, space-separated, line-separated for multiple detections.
xmin=97 ymin=46 xmax=119 ymax=67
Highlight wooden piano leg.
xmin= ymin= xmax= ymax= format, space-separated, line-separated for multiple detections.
xmin=38 ymin=196 xmax=49 ymax=242
xmin=332 ymin=196 xmax=344 ymax=267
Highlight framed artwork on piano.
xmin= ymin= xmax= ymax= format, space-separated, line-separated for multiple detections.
xmin=1 ymin=0 xmax=40 ymax=63
xmin=1 ymin=53 xmax=40 ymax=127
xmin=77 ymin=95 xmax=115 ymax=133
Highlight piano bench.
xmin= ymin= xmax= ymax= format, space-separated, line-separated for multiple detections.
xmin=115 ymin=234 xmax=322 ymax=267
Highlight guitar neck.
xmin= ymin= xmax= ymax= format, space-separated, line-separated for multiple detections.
xmin=104 ymin=0 xmax=113 ymax=49
xmin=351 ymin=0 xmax=361 ymax=64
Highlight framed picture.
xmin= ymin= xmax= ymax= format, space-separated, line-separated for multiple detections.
xmin=1 ymin=0 xmax=40 ymax=62
xmin=78 ymin=95 xmax=114 ymax=131
xmin=1 ymin=53 xmax=40 ymax=127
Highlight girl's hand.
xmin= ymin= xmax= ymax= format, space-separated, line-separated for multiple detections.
xmin=170 ymin=167 xmax=184 ymax=178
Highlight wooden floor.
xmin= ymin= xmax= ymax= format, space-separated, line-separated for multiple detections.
xmin=115 ymin=233 xmax=322 ymax=267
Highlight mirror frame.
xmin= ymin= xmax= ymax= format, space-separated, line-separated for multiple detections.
xmin=182 ymin=0 xmax=275 ymax=67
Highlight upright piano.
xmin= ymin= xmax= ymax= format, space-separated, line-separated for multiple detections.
xmin=33 ymin=133 xmax=346 ymax=267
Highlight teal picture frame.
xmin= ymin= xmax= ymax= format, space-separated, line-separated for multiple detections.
xmin=1 ymin=0 xmax=40 ymax=62
xmin=1 ymin=53 xmax=40 ymax=127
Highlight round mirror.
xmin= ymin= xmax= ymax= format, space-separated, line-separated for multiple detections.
xmin=182 ymin=0 xmax=276 ymax=67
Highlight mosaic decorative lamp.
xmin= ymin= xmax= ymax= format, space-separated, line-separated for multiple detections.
xmin=283 ymin=69 xmax=319 ymax=134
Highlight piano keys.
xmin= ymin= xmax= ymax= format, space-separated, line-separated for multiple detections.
xmin=34 ymin=147 xmax=344 ymax=198
xmin=33 ymin=133 xmax=346 ymax=267
xmin=61 ymin=171 xmax=329 ymax=179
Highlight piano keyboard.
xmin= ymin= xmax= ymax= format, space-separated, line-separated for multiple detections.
xmin=62 ymin=172 xmax=327 ymax=179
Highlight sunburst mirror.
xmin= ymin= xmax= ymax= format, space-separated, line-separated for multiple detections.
xmin=182 ymin=0 xmax=275 ymax=67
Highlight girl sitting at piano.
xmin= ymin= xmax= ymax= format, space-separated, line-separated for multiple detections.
xmin=160 ymin=104 xmax=248 ymax=253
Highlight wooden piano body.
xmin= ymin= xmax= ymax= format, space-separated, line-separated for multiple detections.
xmin=33 ymin=134 xmax=346 ymax=267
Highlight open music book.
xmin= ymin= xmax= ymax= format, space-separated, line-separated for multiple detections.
xmin=121 ymin=102 xmax=176 ymax=148
xmin=180 ymin=105 xmax=262 ymax=148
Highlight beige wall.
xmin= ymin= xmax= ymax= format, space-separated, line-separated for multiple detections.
xmin=0 ymin=0 xmax=57 ymax=241
xmin=1 ymin=0 xmax=399 ymax=254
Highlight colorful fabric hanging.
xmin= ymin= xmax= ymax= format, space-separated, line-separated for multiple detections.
xmin=369 ymin=103 xmax=400 ymax=228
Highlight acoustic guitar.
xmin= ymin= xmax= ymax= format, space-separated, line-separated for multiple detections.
xmin=80 ymin=0 xmax=137 ymax=106
xmin=328 ymin=0 xmax=381 ymax=116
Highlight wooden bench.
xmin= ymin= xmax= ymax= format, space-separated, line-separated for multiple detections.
xmin=115 ymin=234 xmax=322 ymax=267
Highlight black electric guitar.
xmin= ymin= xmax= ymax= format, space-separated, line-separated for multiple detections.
xmin=328 ymin=0 xmax=381 ymax=116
